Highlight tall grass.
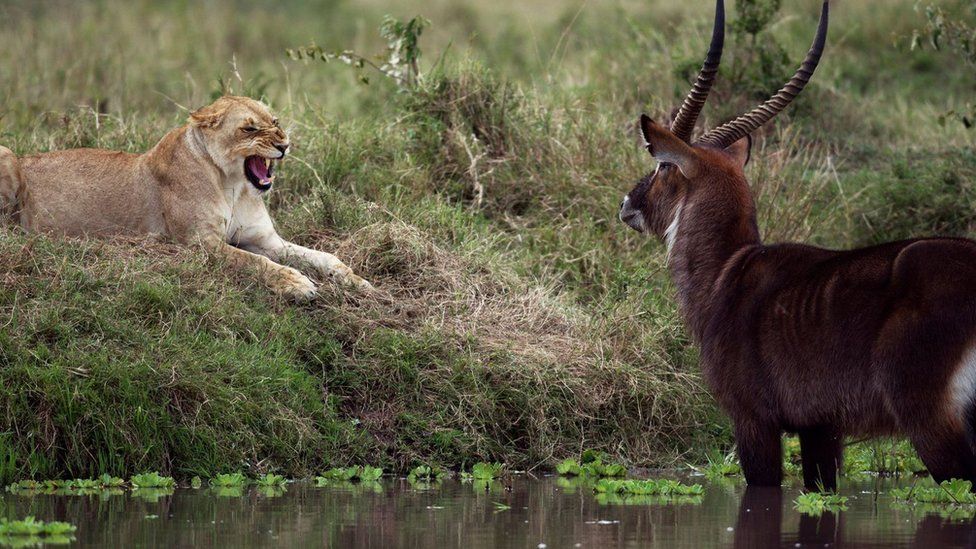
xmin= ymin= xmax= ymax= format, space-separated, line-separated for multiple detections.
xmin=0 ymin=0 xmax=974 ymax=482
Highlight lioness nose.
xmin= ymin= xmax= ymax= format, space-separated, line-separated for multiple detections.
xmin=274 ymin=143 xmax=289 ymax=157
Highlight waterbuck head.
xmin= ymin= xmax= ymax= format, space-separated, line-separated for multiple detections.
xmin=619 ymin=0 xmax=829 ymax=254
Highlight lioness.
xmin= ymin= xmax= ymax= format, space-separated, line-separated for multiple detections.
xmin=0 ymin=96 xmax=371 ymax=299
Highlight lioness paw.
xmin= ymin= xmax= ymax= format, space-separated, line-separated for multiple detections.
xmin=321 ymin=261 xmax=373 ymax=292
xmin=276 ymin=267 xmax=317 ymax=301
xmin=346 ymin=273 xmax=374 ymax=293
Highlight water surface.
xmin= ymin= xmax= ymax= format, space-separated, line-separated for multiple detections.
xmin=2 ymin=475 xmax=975 ymax=547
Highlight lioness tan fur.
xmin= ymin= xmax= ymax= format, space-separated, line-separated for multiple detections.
xmin=0 ymin=95 xmax=371 ymax=299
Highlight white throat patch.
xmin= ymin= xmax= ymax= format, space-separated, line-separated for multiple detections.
xmin=664 ymin=202 xmax=683 ymax=257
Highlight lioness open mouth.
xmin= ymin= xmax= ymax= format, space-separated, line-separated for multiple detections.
xmin=244 ymin=156 xmax=275 ymax=192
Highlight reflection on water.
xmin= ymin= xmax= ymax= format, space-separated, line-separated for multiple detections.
xmin=1 ymin=475 xmax=975 ymax=547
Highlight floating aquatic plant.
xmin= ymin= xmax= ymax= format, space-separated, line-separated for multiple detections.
xmin=129 ymin=472 xmax=175 ymax=488
xmin=6 ymin=475 xmax=125 ymax=496
xmin=891 ymin=479 xmax=976 ymax=520
xmin=556 ymin=452 xmax=627 ymax=478
xmin=316 ymin=466 xmax=383 ymax=485
xmin=406 ymin=465 xmax=445 ymax=491
xmin=317 ymin=467 xmax=359 ymax=483
xmin=407 ymin=465 xmax=445 ymax=482
xmin=255 ymin=473 xmax=287 ymax=487
xmin=794 ymin=492 xmax=849 ymax=516
xmin=592 ymin=477 xmax=703 ymax=506
xmin=471 ymin=462 xmax=504 ymax=480
xmin=556 ymin=459 xmax=582 ymax=476
xmin=594 ymin=478 xmax=703 ymax=497
xmin=359 ymin=466 xmax=384 ymax=482
xmin=891 ymin=479 xmax=976 ymax=504
xmin=889 ymin=478 xmax=976 ymax=518
xmin=211 ymin=472 xmax=248 ymax=487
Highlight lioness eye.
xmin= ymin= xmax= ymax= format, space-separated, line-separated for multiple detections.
xmin=242 ymin=126 xmax=258 ymax=133
xmin=271 ymin=118 xmax=279 ymax=127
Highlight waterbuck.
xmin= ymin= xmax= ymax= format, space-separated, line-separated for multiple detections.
xmin=619 ymin=0 xmax=976 ymax=491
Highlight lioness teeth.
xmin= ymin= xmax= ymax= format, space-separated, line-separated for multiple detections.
xmin=264 ymin=158 xmax=271 ymax=169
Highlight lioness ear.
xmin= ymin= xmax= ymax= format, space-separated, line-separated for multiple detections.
xmin=724 ymin=135 xmax=752 ymax=169
xmin=189 ymin=106 xmax=224 ymax=129
xmin=639 ymin=114 xmax=700 ymax=178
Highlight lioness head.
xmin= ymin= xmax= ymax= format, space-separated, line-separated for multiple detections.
xmin=188 ymin=96 xmax=290 ymax=192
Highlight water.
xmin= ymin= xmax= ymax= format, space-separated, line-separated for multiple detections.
xmin=2 ymin=475 xmax=975 ymax=548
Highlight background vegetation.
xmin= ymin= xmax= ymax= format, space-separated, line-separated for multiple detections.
xmin=0 ymin=0 xmax=973 ymax=483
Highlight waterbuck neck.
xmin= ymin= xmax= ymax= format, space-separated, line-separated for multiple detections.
xmin=667 ymin=178 xmax=760 ymax=340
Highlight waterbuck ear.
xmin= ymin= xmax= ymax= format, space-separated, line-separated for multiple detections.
xmin=639 ymin=114 xmax=700 ymax=178
xmin=723 ymin=135 xmax=752 ymax=169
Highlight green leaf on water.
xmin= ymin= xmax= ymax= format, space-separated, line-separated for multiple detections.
xmin=130 ymin=472 xmax=175 ymax=488
xmin=556 ymin=459 xmax=581 ymax=476
xmin=211 ymin=472 xmax=248 ymax=487
xmin=794 ymin=492 xmax=849 ymax=516
xmin=359 ymin=466 xmax=383 ymax=482
xmin=472 ymin=462 xmax=503 ymax=480
xmin=255 ymin=473 xmax=287 ymax=487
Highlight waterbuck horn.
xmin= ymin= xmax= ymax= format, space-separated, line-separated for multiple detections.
xmin=696 ymin=0 xmax=829 ymax=149
xmin=669 ymin=0 xmax=726 ymax=143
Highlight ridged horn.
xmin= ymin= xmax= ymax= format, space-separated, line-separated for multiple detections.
xmin=696 ymin=0 xmax=829 ymax=149
xmin=669 ymin=0 xmax=726 ymax=143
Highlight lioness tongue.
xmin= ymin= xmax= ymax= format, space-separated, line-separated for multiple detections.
xmin=247 ymin=156 xmax=270 ymax=182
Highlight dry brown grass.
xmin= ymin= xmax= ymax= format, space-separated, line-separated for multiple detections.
xmin=283 ymin=217 xmax=717 ymax=468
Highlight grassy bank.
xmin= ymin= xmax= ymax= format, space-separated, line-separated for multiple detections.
xmin=0 ymin=0 xmax=974 ymax=483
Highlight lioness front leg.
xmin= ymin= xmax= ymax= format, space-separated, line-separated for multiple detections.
xmin=202 ymin=235 xmax=317 ymax=301
xmin=228 ymin=194 xmax=372 ymax=291
xmin=277 ymin=240 xmax=373 ymax=291
xmin=239 ymin=231 xmax=372 ymax=291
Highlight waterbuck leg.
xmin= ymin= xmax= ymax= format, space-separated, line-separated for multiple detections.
xmin=798 ymin=426 xmax=842 ymax=491
xmin=908 ymin=426 xmax=976 ymax=485
xmin=735 ymin=421 xmax=783 ymax=487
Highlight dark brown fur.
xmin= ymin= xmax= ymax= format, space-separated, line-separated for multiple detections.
xmin=621 ymin=118 xmax=976 ymax=490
